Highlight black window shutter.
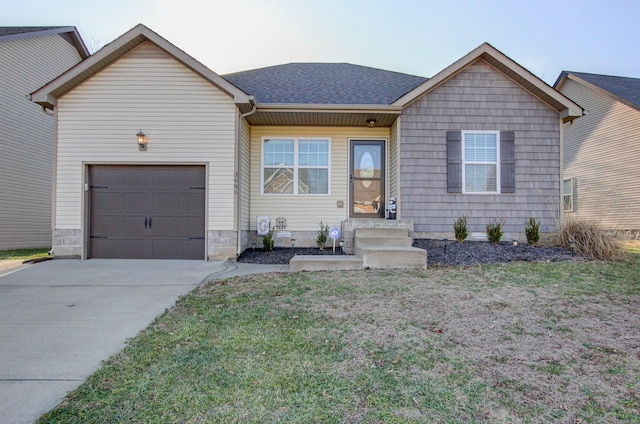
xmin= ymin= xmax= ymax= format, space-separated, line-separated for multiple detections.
xmin=447 ymin=131 xmax=462 ymax=193
xmin=500 ymin=131 xmax=515 ymax=193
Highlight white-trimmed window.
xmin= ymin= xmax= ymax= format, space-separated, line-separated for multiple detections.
xmin=262 ymin=138 xmax=330 ymax=195
xmin=563 ymin=178 xmax=574 ymax=212
xmin=462 ymin=131 xmax=500 ymax=193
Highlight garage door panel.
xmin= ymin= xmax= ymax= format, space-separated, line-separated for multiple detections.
xmin=122 ymin=215 xmax=148 ymax=236
xmin=89 ymin=165 xmax=205 ymax=259
xmin=177 ymin=239 xmax=205 ymax=259
xmin=122 ymin=191 xmax=148 ymax=211
xmin=178 ymin=192 xmax=205 ymax=211
xmin=177 ymin=216 xmax=205 ymax=236
xmin=180 ymin=168 xmax=206 ymax=188
xmin=91 ymin=167 xmax=123 ymax=187
xmin=121 ymin=238 xmax=150 ymax=259
xmin=91 ymin=215 xmax=122 ymax=237
xmin=152 ymin=192 xmax=178 ymax=212
xmin=122 ymin=168 xmax=153 ymax=188
xmin=92 ymin=192 xmax=122 ymax=211
xmin=89 ymin=238 xmax=120 ymax=258
xmin=148 ymin=216 xmax=177 ymax=236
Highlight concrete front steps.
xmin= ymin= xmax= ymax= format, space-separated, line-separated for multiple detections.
xmin=289 ymin=226 xmax=427 ymax=272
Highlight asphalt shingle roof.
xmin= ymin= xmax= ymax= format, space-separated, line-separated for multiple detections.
xmin=222 ymin=63 xmax=428 ymax=105
xmin=0 ymin=26 xmax=66 ymax=37
xmin=562 ymin=71 xmax=640 ymax=109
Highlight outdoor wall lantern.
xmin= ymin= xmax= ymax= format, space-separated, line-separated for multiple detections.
xmin=366 ymin=119 xmax=377 ymax=128
xmin=291 ymin=238 xmax=296 ymax=251
xmin=137 ymin=129 xmax=147 ymax=151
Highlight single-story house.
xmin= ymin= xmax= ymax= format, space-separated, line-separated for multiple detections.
xmin=554 ymin=71 xmax=640 ymax=235
xmin=0 ymin=26 xmax=88 ymax=250
xmin=30 ymin=24 xmax=582 ymax=260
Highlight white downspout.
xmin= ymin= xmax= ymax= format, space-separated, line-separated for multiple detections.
xmin=235 ymin=98 xmax=257 ymax=258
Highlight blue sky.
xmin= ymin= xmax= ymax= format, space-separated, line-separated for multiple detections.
xmin=3 ymin=0 xmax=639 ymax=84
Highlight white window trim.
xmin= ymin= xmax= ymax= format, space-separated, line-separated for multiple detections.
xmin=563 ymin=178 xmax=574 ymax=212
xmin=462 ymin=130 xmax=501 ymax=194
xmin=261 ymin=137 xmax=331 ymax=196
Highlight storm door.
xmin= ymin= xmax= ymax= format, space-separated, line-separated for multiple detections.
xmin=349 ymin=140 xmax=385 ymax=218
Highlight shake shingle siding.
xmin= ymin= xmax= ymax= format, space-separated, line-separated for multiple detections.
xmin=400 ymin=61 xmax=561 ymax=235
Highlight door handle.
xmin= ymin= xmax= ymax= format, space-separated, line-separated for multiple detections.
xmin=144 ymin=217 xmax=148 ymax=229
xmin=148 ymin=217 xmax=152 ymax=228
xmin=350 ymin=174 xmax=354 ymax=183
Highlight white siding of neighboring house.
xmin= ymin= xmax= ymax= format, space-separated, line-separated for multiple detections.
xmin=249 ymin=126 xmax=390 ymax=246
xmin=560 ymin=78 xmax=640 ymax=231
xmin=0 ymin=33 xmax=83 ymax=249
xmin=54 ymin=41 xmax=238 ymax=258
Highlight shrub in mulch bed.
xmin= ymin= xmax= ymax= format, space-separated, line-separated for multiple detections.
xmin=237 ymin=240 xmax=576 ymax=266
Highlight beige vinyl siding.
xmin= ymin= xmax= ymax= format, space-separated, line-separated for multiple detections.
xmin=250 ymin=126 xmax=390 ymax=231
xmin=401 ymin=60 xmax=561 ymax=235
xmin=55 ymin=42 xmax=237 ymax=233
xmin=239 ymin=118 xmax=251 ymax=230
xmin=560 ymin=78 xmax=640 ymax=230
xmin=0 ymin=33 xmax=83 ymax=249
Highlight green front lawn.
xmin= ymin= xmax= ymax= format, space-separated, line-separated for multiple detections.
xmin=0 ymin=247 xmax=49 ymax=261
xmin=39 ymin=251 xmax=640 ymax=423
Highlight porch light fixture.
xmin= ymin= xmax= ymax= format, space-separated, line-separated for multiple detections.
xmin=366 ymin=119 xmax=376 ymax=128
xmin=291 ymin=238 xmax=296 ymax=252
xmin=136 ymin=129 xmax=147 ymax=151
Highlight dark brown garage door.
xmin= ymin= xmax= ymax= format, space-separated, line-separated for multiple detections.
xmin=89 ymin=165 xmax=205 ymax=259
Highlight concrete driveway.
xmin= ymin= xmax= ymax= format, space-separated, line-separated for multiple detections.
xmin=0 ymin=259 xmax=287 ymax=424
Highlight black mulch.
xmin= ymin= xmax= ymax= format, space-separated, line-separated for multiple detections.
xmin=236 ymin=239 xmax=576 ymax=266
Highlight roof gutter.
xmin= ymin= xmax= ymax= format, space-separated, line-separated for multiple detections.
xmin=235 ymin=97 xmax=257 ymax=258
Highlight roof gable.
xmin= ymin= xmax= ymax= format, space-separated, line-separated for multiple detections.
xmin=0 ymin=26 xmax=89 ymax=59
xmin=222 ymin=63 xmax=427 ymax=105
xmin=30 ymin=24 xmax=251 ymax=109
xmin=394 ymin=43 xmax=583 ymax=122
xmin=555 ymin=71 xmax=640 ymax=111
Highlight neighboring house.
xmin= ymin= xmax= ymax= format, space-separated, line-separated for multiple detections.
xmin=30 ymin=24 xmax=581 ymax=260
xmin=555 ymin=71 xmax=640 ymax=235
xmin=0 ymin=27 xmax=88 ymax=250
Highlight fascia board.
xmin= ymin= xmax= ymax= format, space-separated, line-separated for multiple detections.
xmin=30 ymin=24 xmax=250 ymax=108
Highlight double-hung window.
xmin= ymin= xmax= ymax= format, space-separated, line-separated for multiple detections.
xmin=462 ymin=131 xmax=500 ymax=193
xmin=262 ymin=138 xmax=330 ymax=195
xmin=563 ymin=178 xmax=574 ymax=212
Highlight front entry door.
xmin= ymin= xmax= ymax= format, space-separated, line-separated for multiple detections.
xmin=350 ymin=140 xmax=385 ymax=218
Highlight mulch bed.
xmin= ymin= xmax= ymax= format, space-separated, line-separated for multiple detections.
xmin=237 ymin=239 xmax=576 ymax=266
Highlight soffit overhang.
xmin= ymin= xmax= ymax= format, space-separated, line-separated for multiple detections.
xmin=246 ymin=104 xmax=402 ymax=127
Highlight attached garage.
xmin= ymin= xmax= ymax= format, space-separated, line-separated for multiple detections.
xmin=88 ymin=165 xmax=205 ymax=259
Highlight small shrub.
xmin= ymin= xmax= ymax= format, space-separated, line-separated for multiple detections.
xmin=453 ymin=215 xmax=468 ymax=243
xmin=525 ymin=217 xmax=541 ymax=246
xmin=262 ymin=230 xmax=274 ymax=252
xmin=486 ymin=219 xmax=504 ymax=244
xmin=316 ymin=222 xmax=329 ymax=249
xmin=550 ymin=217 xmax=623 ymax=261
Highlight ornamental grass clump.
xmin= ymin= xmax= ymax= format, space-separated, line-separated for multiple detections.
xmin=453 ymin=215 xmax=468 ymax=243
xmin=486 ymin=219 xmax=504 ymax=244
xmin=551 ymin=217 xmax=623 ymax=261
xmin=525 ymin=217 xmax=540 ymax=246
